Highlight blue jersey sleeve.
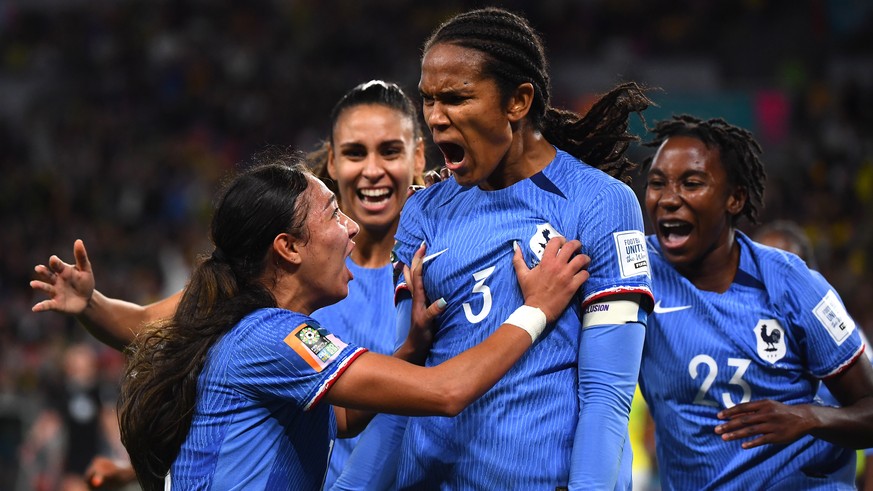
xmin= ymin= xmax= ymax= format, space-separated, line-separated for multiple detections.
xmin=569 ymin=321 xmax=645 ymax=489
xmin=393 ymin=188 xmax=429 ymax=269
xmin=227 ymin=309 xmax=366 ymax=411
xmin=777 ymin=257 xmax=864 ymax=378
xmin=577 ymin=182 xmax=653 ymax=308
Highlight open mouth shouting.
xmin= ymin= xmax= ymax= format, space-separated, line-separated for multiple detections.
xmin=657 ymin=219 xmax=693 ymax=250
xmin=438 ymin=142 xmax=466 ymax=172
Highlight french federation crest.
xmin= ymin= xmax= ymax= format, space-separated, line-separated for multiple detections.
xmin=528 ymin=223 xmax=563 ymax=264
xmin=754 ymin=319 xmax=786 ymax=363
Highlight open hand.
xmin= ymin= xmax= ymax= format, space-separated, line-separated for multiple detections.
xmin=31 ymin=239 xmax=95 ymax=315
xmin=715 ymin=399 xmax=815 ymax=449
xmin=402 ymin=243 xmax=446 ymax=352
xmin=512 ymin=237 xmax=590 ymax=324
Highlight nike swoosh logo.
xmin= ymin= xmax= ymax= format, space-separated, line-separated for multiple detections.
xmin=653 ymin=300 xmax=691 ymax=314
xmin=423 ymin=248 xmax=448 ymax=263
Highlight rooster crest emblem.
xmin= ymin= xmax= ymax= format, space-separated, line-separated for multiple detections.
xmin=754 ymin=319 xmax=786 ymax=363
xmin=528 ymin=223 xmax=563 ymax=264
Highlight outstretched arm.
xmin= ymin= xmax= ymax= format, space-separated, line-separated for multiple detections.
xmin=715 ymin=354 xmax=873 ymax=449
xmin=30 ymin=239 xmax=182 ymax=351
xmin=330 ymin=237 xmax=590 ymax=425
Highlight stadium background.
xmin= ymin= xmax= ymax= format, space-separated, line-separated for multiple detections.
xmin=1 ymin=1 xmax=872 ymax=489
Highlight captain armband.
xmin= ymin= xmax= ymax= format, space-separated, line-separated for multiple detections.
xmin=582 ymin=294 xmax=647 ymax=328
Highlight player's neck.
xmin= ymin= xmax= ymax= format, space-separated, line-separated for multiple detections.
xmin=349 ymin=225 xmax=396 ymax=268
xmin=678 ymin=235 xmax=741 ymax=293
xmin=482 ymin=129 xmax=555 ymax=190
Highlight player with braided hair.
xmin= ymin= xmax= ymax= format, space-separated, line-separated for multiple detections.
xmin=638 ymin=114 xmax=873 ymax=489
xmin=368 ymin=7 xmax=655 ymax=490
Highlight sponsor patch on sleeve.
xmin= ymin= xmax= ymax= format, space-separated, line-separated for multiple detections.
xmin=613 ymin=230 xmax=650 ymax=279
xmin=813 ymin=290 xmax=856 ymax=345
xmin=284 ymin=321 xmax=349 ymax=372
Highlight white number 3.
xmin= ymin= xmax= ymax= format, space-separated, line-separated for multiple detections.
xmin=463 ymin=266 xmax=496 ymax=324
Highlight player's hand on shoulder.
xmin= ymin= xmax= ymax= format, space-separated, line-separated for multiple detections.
xmin=30 ymin=239 xmax=95 ymax=315
xmin=512 ymin=237 xmax=589 ymax=324
xmin=407 ymin=166 xmax=453 ymax=197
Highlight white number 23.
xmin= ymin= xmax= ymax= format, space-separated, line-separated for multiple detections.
xmin=688 ymin=355 xmax=752 ymax=408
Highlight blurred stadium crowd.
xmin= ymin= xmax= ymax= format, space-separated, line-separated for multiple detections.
xmin=1 ymin=0 xmax=872 ymax=489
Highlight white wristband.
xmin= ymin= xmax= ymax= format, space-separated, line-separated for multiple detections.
xmin=504 ymin=305 xmax=547 ymax=343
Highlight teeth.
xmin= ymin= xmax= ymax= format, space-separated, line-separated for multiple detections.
xmin=663 ymin=223 xmax=683 ymax=229
xmin=360 ymin=188 xmax=390 ymax=198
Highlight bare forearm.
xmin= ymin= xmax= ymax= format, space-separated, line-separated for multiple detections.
xmin=425 ymin=325 xmax=531 ymax=413
xmin=329 ymin=324 xmax=530 ymax=417
xmin=808 ymin=397 xmax=873 ymax=448
xmin=79 ymin=290 xmax=180 ymax=351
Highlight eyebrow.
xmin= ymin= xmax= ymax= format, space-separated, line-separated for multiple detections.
xmin=324 ymin=194 xmax=337 ymax=212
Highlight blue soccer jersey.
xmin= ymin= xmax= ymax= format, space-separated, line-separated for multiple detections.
xmin=639 ymin=232 xmax=865 ymax=490
xmin=312 ymin=259 xmax=397 ymax=490
xmin=392 ymin=149 xmax=653 ymax=489
xmin=170 ymin=308 xmax=366 ymax=490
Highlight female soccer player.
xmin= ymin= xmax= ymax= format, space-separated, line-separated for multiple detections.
xmin=117 ymin=151 xmax=589 ymax=490
xmin=32 ymin=80 xmax=428 ymax=489
xmin=386 ymin=7 xmax=655 ymax=489
xmin=638 ymin=114 xmax=873 ymax=489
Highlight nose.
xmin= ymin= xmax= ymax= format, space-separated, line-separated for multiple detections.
xmin=424 ymin=102 xmax=449 ymax=131
xmin=361 ymin=154 xmax=385 ymax=181
xmin=657 ymin=183 xmax=682 ymax=209
xmin=342 ymin=212 xmax=360 ymax=239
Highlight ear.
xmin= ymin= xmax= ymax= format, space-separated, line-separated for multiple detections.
xmin=326 ymin=144 xmax=339 ymax=180
xmin=726 ymin=186 xmax=747 ymax=216
xmin=274 ymin=233 xmax=302 ymax=265
xmin=507 ymin=82 xmax=535 ymax=123
xmin=413 ymin=137 xmax=426 ymax=178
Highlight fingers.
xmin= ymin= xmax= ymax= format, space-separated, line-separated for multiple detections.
xmin=407 ymin=185 xmax=425 ymax=197
xmin=33 ymin=264 xmax=55 ymax=283
xmin=425 ymin=297 xmax=447 ymax=320
xmin=411 ymin=241 xmax=426 ymax=271
xmin=423 ymin=170 xmax=441 ymax=187
xmin=717 ymin=400 xmax=765 ymax=420
xmin=48 ymin=255 xmax=70 ymax=275
xmin=511 ymin=241 xmax=528 ymax=277
xmin=88 ymin=472 xmax=104 ymax=488
xmin=541 ymin=235 xmax=568 ymax=258
xmin=31 ymin=299 xmax=56 ymax=313
xmin=74 ymin=239 xmax=92 ymax=273
xmin=716 ymin=423 xmax=772 ymax=449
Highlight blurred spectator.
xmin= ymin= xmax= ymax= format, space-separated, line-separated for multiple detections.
xmin=17 ymin=342 xmax=128 ymax=491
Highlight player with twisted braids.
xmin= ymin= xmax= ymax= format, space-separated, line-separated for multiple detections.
xmin=639 ymin=114 xmax=873 ymax=489
xmin=116 ymin=151 xmax=589 ymax=490
xmin=360 ymin=7 xmax=656 ymax=490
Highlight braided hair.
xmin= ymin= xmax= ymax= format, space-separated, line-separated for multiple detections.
xmin=423 ymin=7 xmax=652 ymax=183
xmin=643 ymin=114 xmax=766 ymax=224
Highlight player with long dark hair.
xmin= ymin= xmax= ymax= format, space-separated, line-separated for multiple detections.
xmin=118 ymin=150 xmax=589 ymax=490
